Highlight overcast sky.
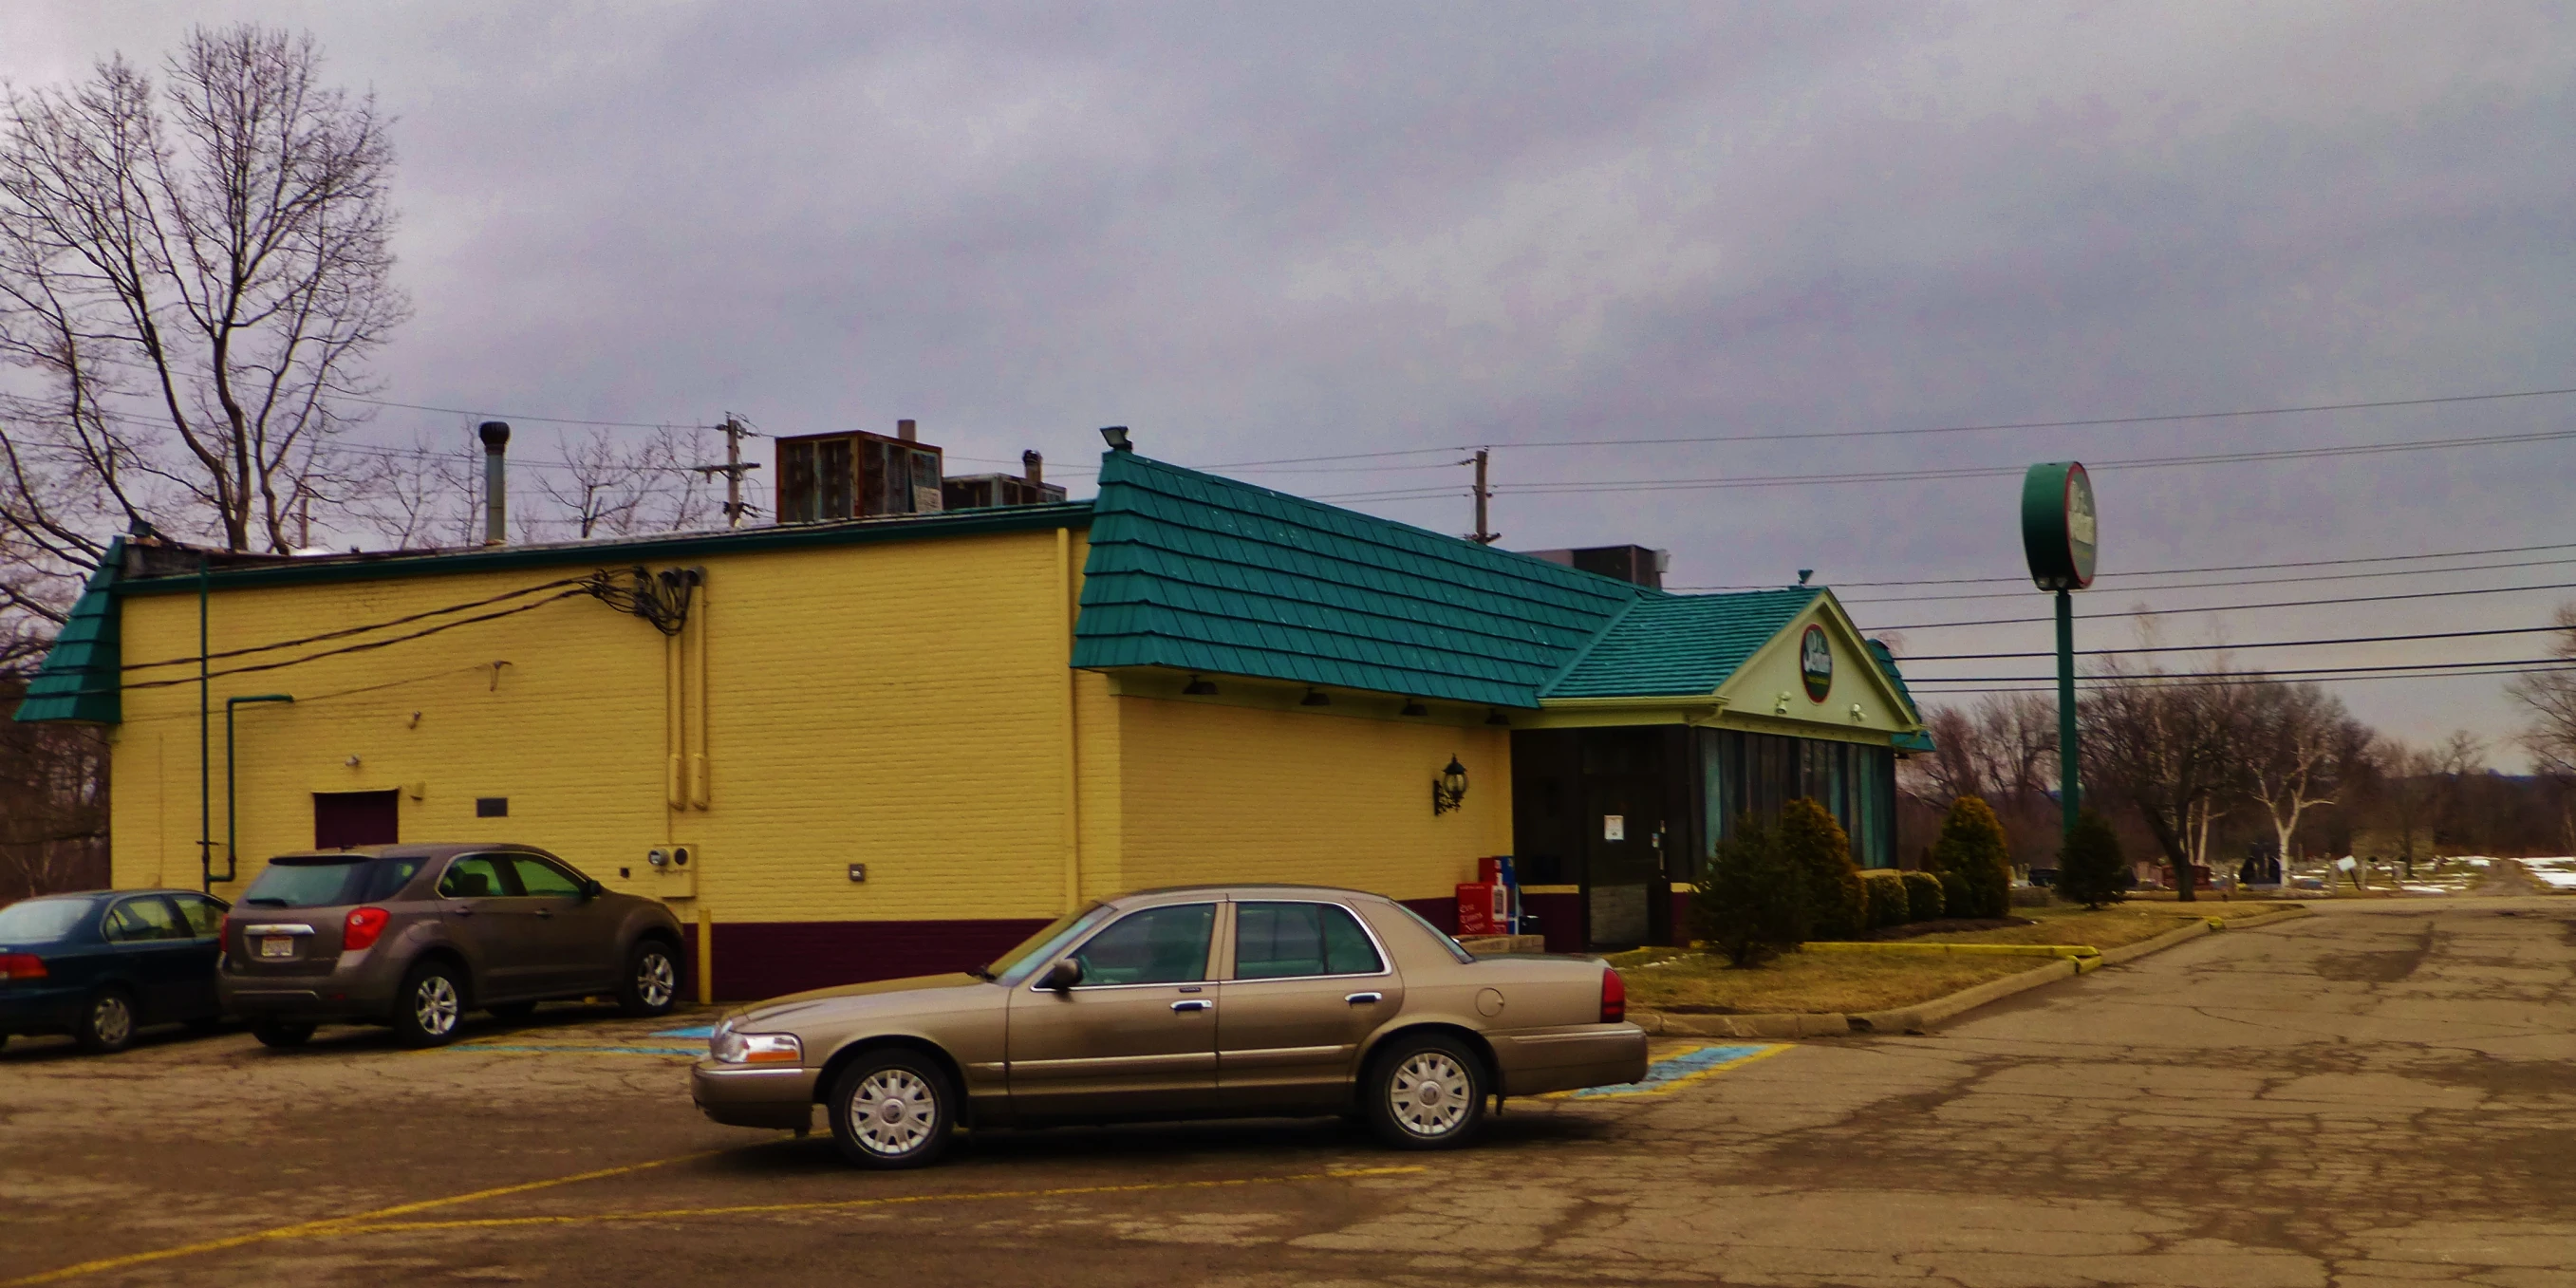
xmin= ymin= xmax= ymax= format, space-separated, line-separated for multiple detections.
xmin=6 ymin=2 xmax=2572 ymax=765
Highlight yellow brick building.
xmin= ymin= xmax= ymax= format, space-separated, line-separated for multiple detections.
xmin=18 ymin=445 xmax=1927 ymax=998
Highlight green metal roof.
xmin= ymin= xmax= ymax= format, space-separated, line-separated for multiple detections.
xmin=1073 ymin=451 xmax=1651 ymax=707
xmin=13 ymin=540 xmax=123 ymax=724
xmin=1540 ymin=588 xmax=1818 ymax=699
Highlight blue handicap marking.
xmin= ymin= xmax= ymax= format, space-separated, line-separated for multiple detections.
xmin=1564 ymin=1042 xmax=1786 ymax=1098
xmin=654 ymin=1025 xmax=717 ymax=1038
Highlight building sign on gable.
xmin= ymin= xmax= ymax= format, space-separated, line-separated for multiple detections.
xmin=1800 ymin=625 xmax=1833 ymax=702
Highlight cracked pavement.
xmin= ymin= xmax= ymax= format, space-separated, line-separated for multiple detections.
xmin=2 ymin=895 xmax=2569 ymax=1286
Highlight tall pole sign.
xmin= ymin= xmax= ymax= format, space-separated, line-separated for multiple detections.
xmin=2020 ymin=462 xmax=2097 ymax=845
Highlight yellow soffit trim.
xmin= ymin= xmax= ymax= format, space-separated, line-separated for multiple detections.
xmin=1528 ymin=695 xmax=1727 ymax=728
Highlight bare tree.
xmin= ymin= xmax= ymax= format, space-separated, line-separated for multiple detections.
xmin=2508 ymin=604 xmax=2576 ymax=781
xmin=527 ymin=427 xmax=716 ymax=540
xmin=2080 ymin=664 xmax=2248 ymax=902
xmin=2238 ymin=681 xmax=2367 ymax=879
xmin=0 ymin=24 xmax=405 ymax=607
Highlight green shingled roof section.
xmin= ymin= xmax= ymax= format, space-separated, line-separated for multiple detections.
xmin=1540 ymin=588 xmax=1818 ymax=699
xmin=1866 ymin=638 xmax=1925 ymax=725
xmin=14 ymin=540 xmax=124 ymax=724
xmin=1073 ymin=452 xmax=1652 ymax=706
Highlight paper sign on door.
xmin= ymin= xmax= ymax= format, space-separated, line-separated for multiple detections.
xmin=1603 ymin=814 xmax=1625 ymax=842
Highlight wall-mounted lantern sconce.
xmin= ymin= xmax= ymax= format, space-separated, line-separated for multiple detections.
xmin=1183 ymin=674 xmax=1218 ymax=696
xmin=1300 ymin=687 xmax=1331 ymax=706
xmin=1432 ymin=756 xmax=1469 ymax=814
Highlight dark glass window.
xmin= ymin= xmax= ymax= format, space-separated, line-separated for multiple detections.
xmin=1070 ymin=904 xmax=1215 ymax=985
xmin=0 ymin=898 xmax=95 ymax=943
xmin=438 ymin=855 xmax=514 ymax=899
xmin=104 ymin=896 xmax=186 ymax=943
xmin=511 ymin=855 xmax=584 ymax=898
xmin=244 ymin=858 xmax=374 ymax=908
xmin=1234 ymin=903 xmax=1384 ymax=979
xmin=170 ymin=894 xmax=227 ymax=938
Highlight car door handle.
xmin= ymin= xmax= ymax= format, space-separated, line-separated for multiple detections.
xmin=453 ymin=905 xmax=475 ymax=916
xmin=1170 ymin=999 xmax=1213 ymax=1013
xmin=536 ymin=908 xmax=554 ymax=919
xmin=1345 ymin=992 xmax=1383 ymax=1005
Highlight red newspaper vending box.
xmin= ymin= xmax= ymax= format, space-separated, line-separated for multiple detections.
xmin=1456 ymin=882 xmax=1506 ymax=936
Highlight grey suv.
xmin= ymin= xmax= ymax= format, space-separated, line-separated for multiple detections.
xmin=218 ymin=844 xmax=686 ymax=1048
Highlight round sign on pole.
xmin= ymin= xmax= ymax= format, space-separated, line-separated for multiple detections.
xmin=2020 ymin=461 xmax=2097 ymax=589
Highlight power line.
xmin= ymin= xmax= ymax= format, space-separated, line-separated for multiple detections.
xmin=1912 ymin=654 xmax=2573 ymax=682
xmin=1907 ymin=662 xmax=2576 ymax=695
xmin=1895 ymin=623 xmax=2572 ymax=663
xmin=322 ymin=394 xmax=729 ymax=432
xmin=1840 ymin=556 xmax=2576 ymax=606
xmin=1671 ymin=540 xmax=2576 ymax=592
xmin=1408 ymin=425 xmax=2576 ymax=499
xmin=121 ymin=577 xmax=590 ymax=672
xmin=1874 ymin=579 xmax=2576 ymax=631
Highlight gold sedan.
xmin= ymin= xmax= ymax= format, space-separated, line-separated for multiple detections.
xmin=689 ymin=884 xmax=1647 ymax=1167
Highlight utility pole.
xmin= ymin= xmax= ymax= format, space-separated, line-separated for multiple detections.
xmin=694 ymin=414 xmax=761 ymax=528
xmin=1463 ymin=448 xmax=1498 ymax=545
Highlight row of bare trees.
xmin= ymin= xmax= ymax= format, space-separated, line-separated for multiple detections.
xmin=1903 ymin=610 xmax=2576 ymax=900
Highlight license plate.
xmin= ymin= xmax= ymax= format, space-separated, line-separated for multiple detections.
xmin=257 ymin=937 xmax=295 ymax=959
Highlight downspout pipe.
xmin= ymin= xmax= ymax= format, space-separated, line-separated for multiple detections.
xmin=226 ymin=695 xmax=294 ymax=874
xmin=198 ymin=560 xmax=211 ymax=892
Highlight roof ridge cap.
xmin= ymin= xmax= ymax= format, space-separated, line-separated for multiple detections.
xmin=1535 ymin=593 xmax=1647 ymax=698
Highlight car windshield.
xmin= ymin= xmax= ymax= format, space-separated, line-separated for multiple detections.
xmin=241 ymin=856 xmax=420 ymax=908
xmin=982 ymin=904 xmax=1113 ymax=984
xmin=0 ymin=898 xmax=95 ymax=943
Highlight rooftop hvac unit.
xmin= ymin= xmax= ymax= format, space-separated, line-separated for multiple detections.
xmin=775 ymin=423 xmax=944 ymax=523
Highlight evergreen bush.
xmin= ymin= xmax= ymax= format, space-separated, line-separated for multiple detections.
xmin=1689 ymin=818 xmax=1808 ymax=967
xmin=2055 ymin=809 xmax=2129 ymax=910
xmin=1780 ymin=798 xmax=1868 ymax=940
xmin=1860 ymin=870 xmax=1909 ymax=930
xmin=1929 ymin=795 xmax=2012 ymax=920
xmin=1900 ymin=869 xmax=1945 ymax=921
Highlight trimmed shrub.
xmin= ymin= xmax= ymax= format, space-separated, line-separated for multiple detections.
xmin=1690 ymin=818 xmax=1807 ymax=967
xmin=1781 ymin=798 xmax=1867 ymax=940
xmin=2056 ymin=809 xmax=2129 ymax=910
xmin=1860 ymin=870 xmax=1909 ymax=930
xmin=1929 ymin=795 xmax=2012 ymax=921
xmin=1900 ymin=869 xmax=1945 ymax=921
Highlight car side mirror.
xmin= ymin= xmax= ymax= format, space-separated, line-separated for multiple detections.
xmin=1038 ymin=959 xmax=1082 ymax=991
xmin=581 ymin=878 xmax=605 ymax=900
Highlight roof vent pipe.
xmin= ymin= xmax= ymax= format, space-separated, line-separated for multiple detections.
xmin=1022 ymin=450 xmax=1043 ymax=484
xmin=478 ymin=421 xmax=511 ymax=547
xmin=896 ymin=419 xmax=917 ymax=442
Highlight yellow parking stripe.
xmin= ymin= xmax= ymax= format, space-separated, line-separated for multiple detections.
xmin=1 ymin=1149 xmax=723 ymax=1287
xmin=326 ymin=1166 xmax=1429 ymax=1236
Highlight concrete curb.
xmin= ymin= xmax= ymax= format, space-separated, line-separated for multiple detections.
xmin=1633 ymin=905 xmax=2316 ymax=1039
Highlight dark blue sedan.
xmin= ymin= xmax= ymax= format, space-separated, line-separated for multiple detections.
xmin=0 ymin=889 xmax=230 ymax=1054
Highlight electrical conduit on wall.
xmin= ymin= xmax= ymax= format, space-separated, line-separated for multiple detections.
xmin=689 ymin=573 xmax=710 ymax=811
xmin=1058 ymin=529 xmax=1082 ymax=913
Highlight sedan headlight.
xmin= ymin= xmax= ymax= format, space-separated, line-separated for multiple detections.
xmin=710 ymin=1025 xmax=802 ymax=1066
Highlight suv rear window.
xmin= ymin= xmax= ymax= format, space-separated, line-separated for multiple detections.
xmin=240 ymin=857 xmax=422 ymax=908
xmin=0 ymin=898 xmax=95 ymax=943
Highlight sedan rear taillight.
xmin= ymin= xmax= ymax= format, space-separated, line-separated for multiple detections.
xmin=1599 ymin=966 xmax=1625 ymax=1024
xmin=0 ymin=953 xmax=47 ymax=981
xmin=343 ymin=906 xmax=391 ymax=952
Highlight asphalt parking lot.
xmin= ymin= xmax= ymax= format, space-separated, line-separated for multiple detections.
xmin=5 ymin=896 xmax=2573 ymax=1288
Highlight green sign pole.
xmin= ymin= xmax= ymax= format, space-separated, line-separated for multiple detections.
xmin=2056 ymin=588 xmax=2078 ymax=835
xmin=2021 ymin=461 xmax=2097 ymax=852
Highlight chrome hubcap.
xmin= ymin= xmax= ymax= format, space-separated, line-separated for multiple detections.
xmin=1389 ymin=1051 xmax=1472 ymax=1137
xmin=92 ymin=996 xmax=132 ymax=1047
xmin=636 ymin=953 xmax=676 ymax=1007
xmin=414 ymin=976 xmax=460 ymax=1036
xmin=849 ymin=1070 xmax=938 ymax=1156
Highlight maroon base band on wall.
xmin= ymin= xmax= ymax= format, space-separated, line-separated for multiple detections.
xmin=1398 ymin=897 xmax=1458 ymax=936
xmin=699 ymin=918 xmax=1055 ymax=1001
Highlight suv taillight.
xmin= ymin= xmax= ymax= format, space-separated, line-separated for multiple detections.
xmin=0 ymin=953 xmax=47 ymax=981
xmin=343 ymin=906 xmax=391 ymax=952
xmin=1599 ymin=967 xmax=1625 ymax=1024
